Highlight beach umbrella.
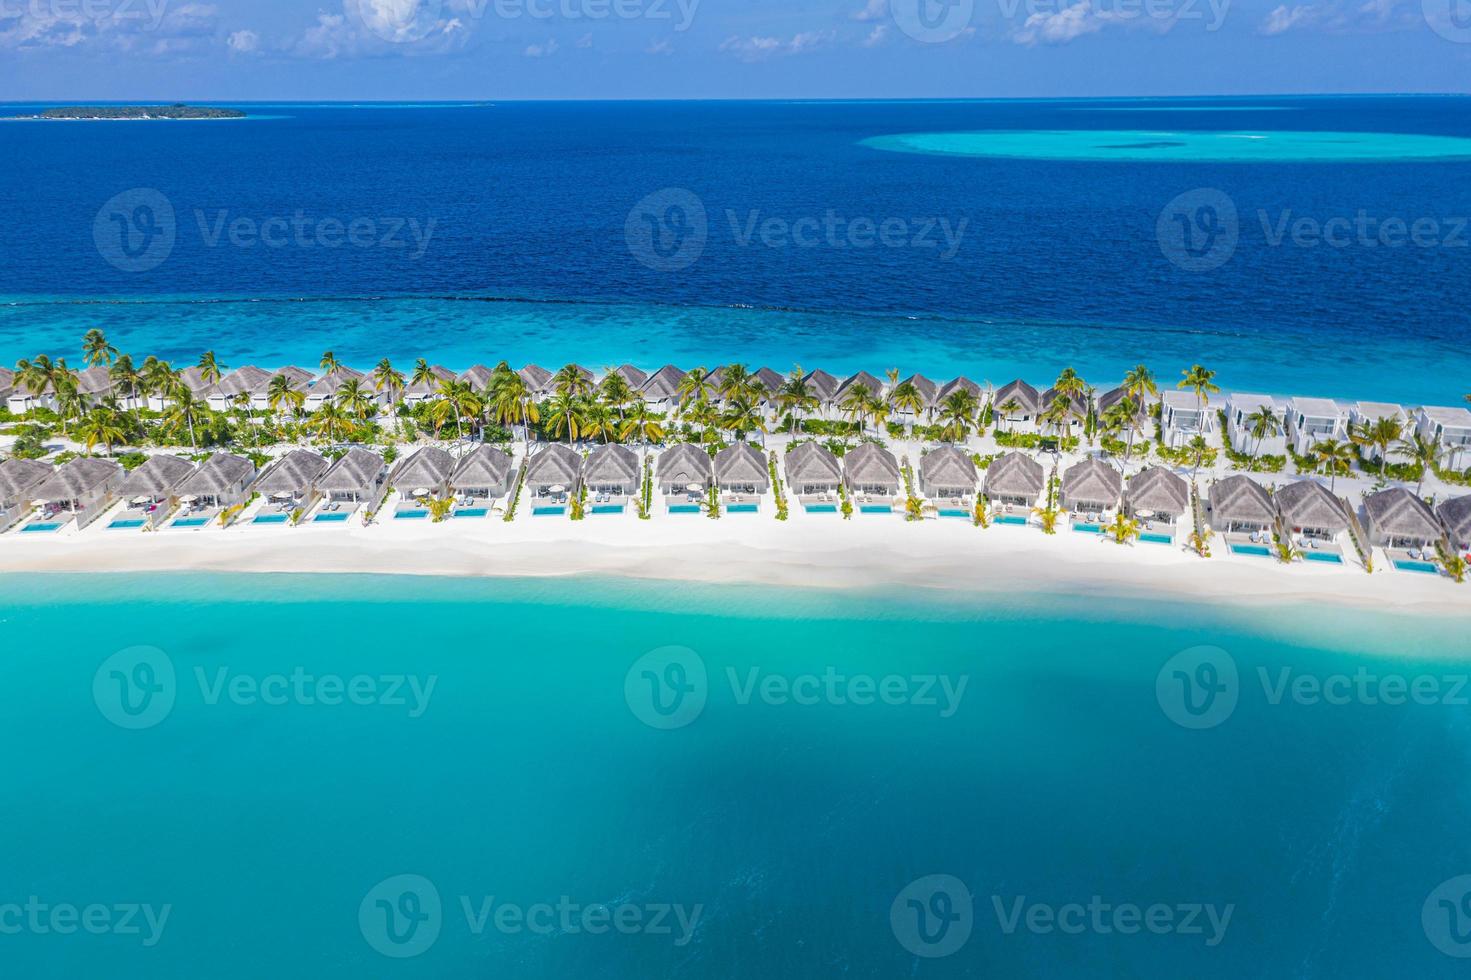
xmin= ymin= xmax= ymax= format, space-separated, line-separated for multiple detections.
xmin=549 ymin=484 xmax=566 ymax=494
xmin=179 ymin=494 xmax=199 ymax=503
xmin=412 ymin=487 xmax=430 ymax=497
xmin=686 ymin=483 xmax=703 ymax=492
xmin=1136 ymin=509 xmax=1155 ymax=519
xmin=131 ymin=495 xmax=153 ymax=505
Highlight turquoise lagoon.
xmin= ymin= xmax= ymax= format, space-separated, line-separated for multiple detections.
xmin=3 ymin=572 xmax=1469 ymax=978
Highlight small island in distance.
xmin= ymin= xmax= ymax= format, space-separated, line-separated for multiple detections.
xmin=12 ymin=104 xmax=246 ymax=120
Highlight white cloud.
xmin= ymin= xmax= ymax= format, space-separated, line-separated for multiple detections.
xmin=646 ymin=38 xmax=674 ymax=54
xmin=863 ymin=23 xmax=890 ymax=46
xmin=227 ymin=29 xmax=260 ymax=53
xmin=1256 ymin=0 xmax=1415 ymax=34
xmin=524 ymin=37 xmax=559 ymax=56
xmin=1258 ymin=3 xmax=1316 ymax=33
xmin=0 ymin=1 xmax=219 ymax=52
xmin=719 ymin=30 xmax=835 ymax=60
xmin=853 ymin=0 xmax=888 ymax=21
xmin=1011 ymin=1 xmax=1114 ymax=44
xmin=285 ymin=1 xmax=468 ymax=58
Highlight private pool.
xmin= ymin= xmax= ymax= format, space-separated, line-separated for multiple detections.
xmin=108 ymin=519 xmax=147 ymax=530
xmin=591 ymin=505 xmax=625 ymax=515
xmin=995 ymin=515 xmax=1028 ymax=526
xmin=453 ymin=508 xmax=488 ymax=519
xmin=859 ymin=505 xmax=893 ymax=514
xmin=1303 ymin=551 xmax=1344 ymax=564
xmin=938 ymin=509 xmax=970 ymax=518
xmin=532 ymin=506 xmax=566 ymax=516
xmin=1139 ymin=533 xmax=1173 ymax=545
xmin=668 ymin=505 xmax=702 ymax=514
xmin=1073 ymin=523 xmax=1104 ymax=534
xmin=393 ymin=510 xmax=429 ymax=520
xmin=727 ymin=504 xmax=759 ymax=513
xmin=313 ymin=512 xmax=351 ymax=523
xmin=805 ymin=504 xmax=838 ymax=514
xmin=171 ymin=518 xmax=210 ymax=528
xmin=1395 ymin=559 xmax=1439 ymax=574
xmin=1230 ymin=543 xmax=1273 ymax=557
xmin=20 ymin=522 xmax=63 ymax=533
xmin=253 ymin=513 xmax=290 ymax=525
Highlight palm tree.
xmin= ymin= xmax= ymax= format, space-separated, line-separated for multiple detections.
xmin=997 ymin=397 xmax=1021 ymax=435
xmin=431 ymin=379 xmax=479 ymax=441
xmin=598 ymin=372 xmax=636 ymax=424
xmin=336 ymin=378 xmax=377 ymax=427
xmin=1187 ymin=434 xmax=1212 ymax=478
xmin=52 ymin=364 xmax=82 ymax=436
xmin=1178 ymin=364 xmax=1220 ymax=416
xmin=1052 ymin=367 xmax=1086 ymax=402
xmin=76 ymin=406 xmax=125 ymax=456
xmin=619 ymin=400 xmax=665 ymax=448
xmin=937 ymin=389 xmax=979 ymax=443
xmin=888 ymin=380 xmax=926 ymax=435
xmin=839 ymin=384 xmax=876 ymax=438
xmin=82 ymin=328 xmax=118 ymax=367
xmin=14 ymin=354 xmax=59 ymax=408
xmin=1040 ymin=395 xmax=1076 ymax=445
xmin=232 ymin=391 xmax=256 ymax=447
xmin=1245 ymin=406 xmax=1282 ymax=470
xmin=320 ymin=350 xmax=342 ymax=377
xmin=676 ymin=367 xmax=714 ymax=413
xmin=777 ymin=369 xmax=818 ymax=435
xmin=109 ymin=353 xmax=141 ymax=409
xmin=198 ymin=350 xmax=225 ymax=385
xmin=142 ymin=358 xmax=175 ymax=407
xmin=1105 ymin=511 xmax=1141 ymax=545
xmin=1396 ymin=432 xmax=1443 ymax=495
xmin=166 ymin=386 xmax=205 ymax=449
xmin=553 ymin=364 xmax=593 ymax=398
xmin=718 ymin=364 xmax=754 ymax=403
xmin=1360 ymin=416 xmax=1405 ymax=479
xmin=583 ymin=402 xmax=618 ymax=444
xmin=410 ymin=358 xmax=437 ymax=392
xmin=266 ymin=374 xmax=306 ymax=441
xmin=372 ymin=358 xmax=406 ymax=404
xmin=722 ymin=396 xmax=767 ymax=444
xmin=489 ymin=371 xmax=538 ymax=445
xmin=1312 ymin=438 xmax=1355 ymax=491
xmin=1101 ymin=398 xmax=1143 ymax=462
xmin=1122 ymin=363 xmax=1158 ymax=435
xmin=544 ymin=391 xmax=588 ymax=443
xmin=309 ymin=401 xmax=351 ymax=444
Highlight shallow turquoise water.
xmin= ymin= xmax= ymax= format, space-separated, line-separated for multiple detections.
xmin=863 ymin=129 xmax=1471 ymax=163
xmin=3 ymin=572 xmax=1469 ymax=977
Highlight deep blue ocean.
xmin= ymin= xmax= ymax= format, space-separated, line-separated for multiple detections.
xmin=1 ymin=97 xmax=1469 ymax=401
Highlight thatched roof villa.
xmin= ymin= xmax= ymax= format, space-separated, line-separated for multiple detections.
xmin=1207 ymin=474 xmax=1275 ymax=534
xmin=657 ymin=443 xmax=713 ymax=495
xmin=450 ymin=445 xmax=513 ymax=501
xmin=584 ymin=443 xmax=640 ymax=497
xmin=785 ymin=442 xmax=843 ymax=497
xmin=714 ymin=442 xmax=769 ymax=496
xmin=983 ymin=451 xmax=1044 ymax=508
xmin=525 ymin=443 xmax=582 ymax=497
xmin=1363 ymin=487 xmax=1443 ymax=551
xmin=843 ymin=442 xmax=901 ymax=497
xmin=316 ymin=447 xmax=388 ymax=504
xmin=1437 ymin=495 xmax=1471 ymax=552
xmin=919 ymin=445 xmax=977 ymax=500
xmin=174 ymin=452 xmax=256 ymax=513
xmin=1275 ymin=480 xmax=1349 ymax=540
xmin=1060 ymin=457 xmax=1122 ymax=514
xmin=0 ymin=458 xmax=54 ymax=531
xmin=1124 ymin=466 xmax=1189 ymax=525
xmin=30 ymin=457 xmax=123 ymax=529
xmin=390 ymin=447 xmax=456 ymax=498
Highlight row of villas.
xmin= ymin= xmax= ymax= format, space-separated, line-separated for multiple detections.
xmin=9 ymin=361 xmax=1471 ymax=467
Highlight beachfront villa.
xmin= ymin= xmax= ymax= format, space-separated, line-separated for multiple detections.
xmin=1060 ymin=457 xmax=1122 ymax=520
xmin=458 ymin=364 xmax=496 ymax=391
xmin=919 ymin=445 xmax=978 ymax=507
xmin=6 ymin=375 xmax=54 ymax=414
xmin=835 ymin=371 xmax=884 ymax=406
xmin=984 ymin=451 xmax=1045 ymax=514
xmin=170 ymin=452 xmax=256 ymax=526
xmin=306 ymin=366 xmax=372 ymax=409
xmin=402 ymin=365 xmax=456 ymax=405
xmin=1207 ymin=474 xmax=1275 ymax=539
xmin=518 ymin=364 xmax=554 ymax=399
xmin=937 ymin=376 xmax=981 ymax=407
xmin=1224 ymin=394 xmax=1287 ymax=456
xmin=613 ymin=364 xmax=649 ymax=391
xmin=786 ymin=442 xmax=843 ymax=506
xmin=313 ymin=447 xmax=388 ymax=517
xmin=207 ymin=366 xmax=275 ymax=411
xmin=891 ymin=374 xmax=938 ymax=424
xmin=657 ymin=443 xmax=713 ymax=508
xmin=583 ymin=444 xmax=640 ymax=507
xmin=641 ymin=365 xmax=688 ymax=411
xmin=1160 ymin=390 xmax=1213 ymax=448
xmin=1285 ymin=397 xmax=1348 ymax=456
xmin=714 ymin=442 xmax=769 ymax=507
xmin=112 ymin=453 xmax=196 ymax=529
xmin=525 ymin=443 xmax=582 ymax=507
xmin=1274 ymin=479 xmax=1350 ymax=553
xmin=803 ymin=369 xmax=841 ymax=414
xmin=28 ymin=457 xmax=123 ymax=531
xmin=1349 ymin=401 xmax=1409 ymax=431
xmin=843 ymin=443 xmax=902 ymax=509
xmin=0 ymin=457 xmax=53 ymax=532
xmin=1415 ymin=405 xmax=1471 ymax=469
xmin=76 ymin=366 xmax=118 ymax=408
xmin=1123 ymin=466 xmax=1190 ymax=539
xmin=992 ymin=380 xmax=1041 ymax=430
xmin=0 ymin=367 xmax=12 ymax=405
xmin=448 ymin=445 xmax=513 ymax=515
xmin=389 ymin=447 xmax=456 ymax=517
xmin=252 ymin=449 xmax=330 ymax=521
xmin=1363 ymin=487 xmax=1444 ymax=561
xmin=1097 ymin=384 xmax=1157 ymax=417
xmin=146 ymin=366 xmax=212 ymax=411
xmin=1041 ymin=387 xmax=1087 ymax=436
xmin=1437 ymin=495 xmax=1471 ymax=554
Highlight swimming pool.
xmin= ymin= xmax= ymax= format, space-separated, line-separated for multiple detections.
xmin=805 ymin=504 xmax=838 ymax=514
xmin=1303 ymin=551 xmax=1344 ymax=564
xmin=591 ymin=505 xmax=625 ymax=515
xmin=995 ymin=515 xmax=1028 ymax=526
xmin=938 ymin=508 xmax=970 ymax=518
xmin=532 ymin=506 xmax=566 ymax=516
xmin=1395 ymin=559 xmax=1439 ymax=574
xmin=859 ymin=505 xmax=893 ymax=514
xmin=393 ymin=510 xmax=429 ymax=520
xmin=667 ymin=505 xmax=701 ymax=514
xmin=453 ymin=508 xmax=488 ymax=518
xmin=1139 ymin=533 xmax=1173 ymax=545
xmin=1230 ymin=543 xmax=1273 ymax=557
xmin=108 ymin=519 xmax=146 ymax=529
xmin=313 ymin=512 xmax=350 ymax=523
xmin=20 ymin=522 xmax=63 ymax=533
xmin=727 ymin=504 xmax=758 ymax=513
xmin=171 ymin=518 xmax=210 ymax=528
xmin=253 ymin=513 xmax=290 ymax=525
xmin=1073 ymin=523 xmax=1104 ymax=534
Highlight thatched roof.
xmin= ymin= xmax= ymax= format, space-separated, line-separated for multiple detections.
xmin=176 ymin=453 xmax=255 ymax=494
xmin=1062 ymin=457 xmax=1122 ymax=506
xmin=1042 ymin=386 xmax=1087 ymax=416
xmin=1208 ymin=475 xmax=1275 ymax=525
xmin=993 ymin=379 xmax=1041 ymax=414
xmin=937 ymin=376 xmax=981 ymax=403
xmin=518 ymin=364 xmax=553 ymax=391
xmin=450 ymin=445 xmax=512 ymax=488
xmin=835 ymin=371 xmax=883 ymax=402
xmin=658 ymin=444 xmax=713 ymax=486
xmin=176 ymin=366 xmax=213 ymax=394
xmin=1125 ymin=466 xmax=1189 ymax=515
xmin=897 ymin=374 xmax=938 ymax=407
xmin=785 ymin=441 xmax=842 ymax=483
xmin=803 ymin=369 xmax=840 ymax=402
xmin=212 ymin=366 xmax=274 ymax=398
xmin=920 ymin=445 xmax=977 ymax=491
xmin=1275 ymin=479 xmax=1348 ymax=531
xmin=310 ymin=366 xmax=369 ymax=396
xmin=641 ymin=365 xmax=687 ymax=400
xmin=317 ymin=447 xmax=387 ymax=492
xmin=525 ymin=443 xmax=582 ymax=485
xmin=32 ymin=457 xmax=121 ymax=500
xmin=0 ymin=367 xmax=13 ymax=389
xmin=404 ymin=365 xmax=454 ymax=397
xmin=117 ymin=454 xmax=195 ymax=497
xmin=274 ymin=366 xmax=317 ymax=388
xmin=1438 ymin=495 xmax=1471 ymax=543
xmin=614 ymin=364 xmax=649 ymax=388
xmin=584 ymin=443 xmax=639 ymax=485
xmin=983 ymin=451 xmax=1044 ymax=498
xmin=1096 ymin=386 xmax=1128 ymax=413
xmin=390 ymin=447 xmax=456 ymax=490
xmin=253 ymin=450 xmax=329 ymax=494
xmin=0 ymin=458 xmax=53 ymax=498
xmin=753 ymin=368 xmax=784 ymax=396
xmin=76 ymin=366 xmax=115 ymax=396
xmin=459 ymin=365 xmax=495 ymax=389
xmin=1363 ymin=487 xmax=1441 ymax=539
xmin=843 ymin=442 xmax=900 ymax=487
xmin=714 ymin=442 xmax=769 ymax=487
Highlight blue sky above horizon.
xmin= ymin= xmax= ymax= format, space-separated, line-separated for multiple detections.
xmin=3 ymin=0 xmax=1470 ymax=100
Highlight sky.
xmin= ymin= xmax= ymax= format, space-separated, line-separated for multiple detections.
xmin=2 ymin=0 xmax=1470 ymax=100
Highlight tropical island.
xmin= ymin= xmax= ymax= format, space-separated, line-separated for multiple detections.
xmin=12 ymin=104 xmax=246 ymax=120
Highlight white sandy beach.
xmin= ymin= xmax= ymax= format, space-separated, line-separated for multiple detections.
xmin=3 ymin=500 xmax=1467 ymax=617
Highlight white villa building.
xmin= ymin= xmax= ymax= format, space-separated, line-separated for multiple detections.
xmin=1160 ymin=390 xmax=1213 ymax=447
xmin=1416 ymin=405 xmax=1471 ymax=469
xmin=1284 ymin=397 xmax=1349 ymax=456
xmin=1223 ymin=393 xmax=1286 ymax=456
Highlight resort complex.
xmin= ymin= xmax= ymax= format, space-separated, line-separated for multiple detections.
xmin=3 ymin=336 xmax=1471 ymax=586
